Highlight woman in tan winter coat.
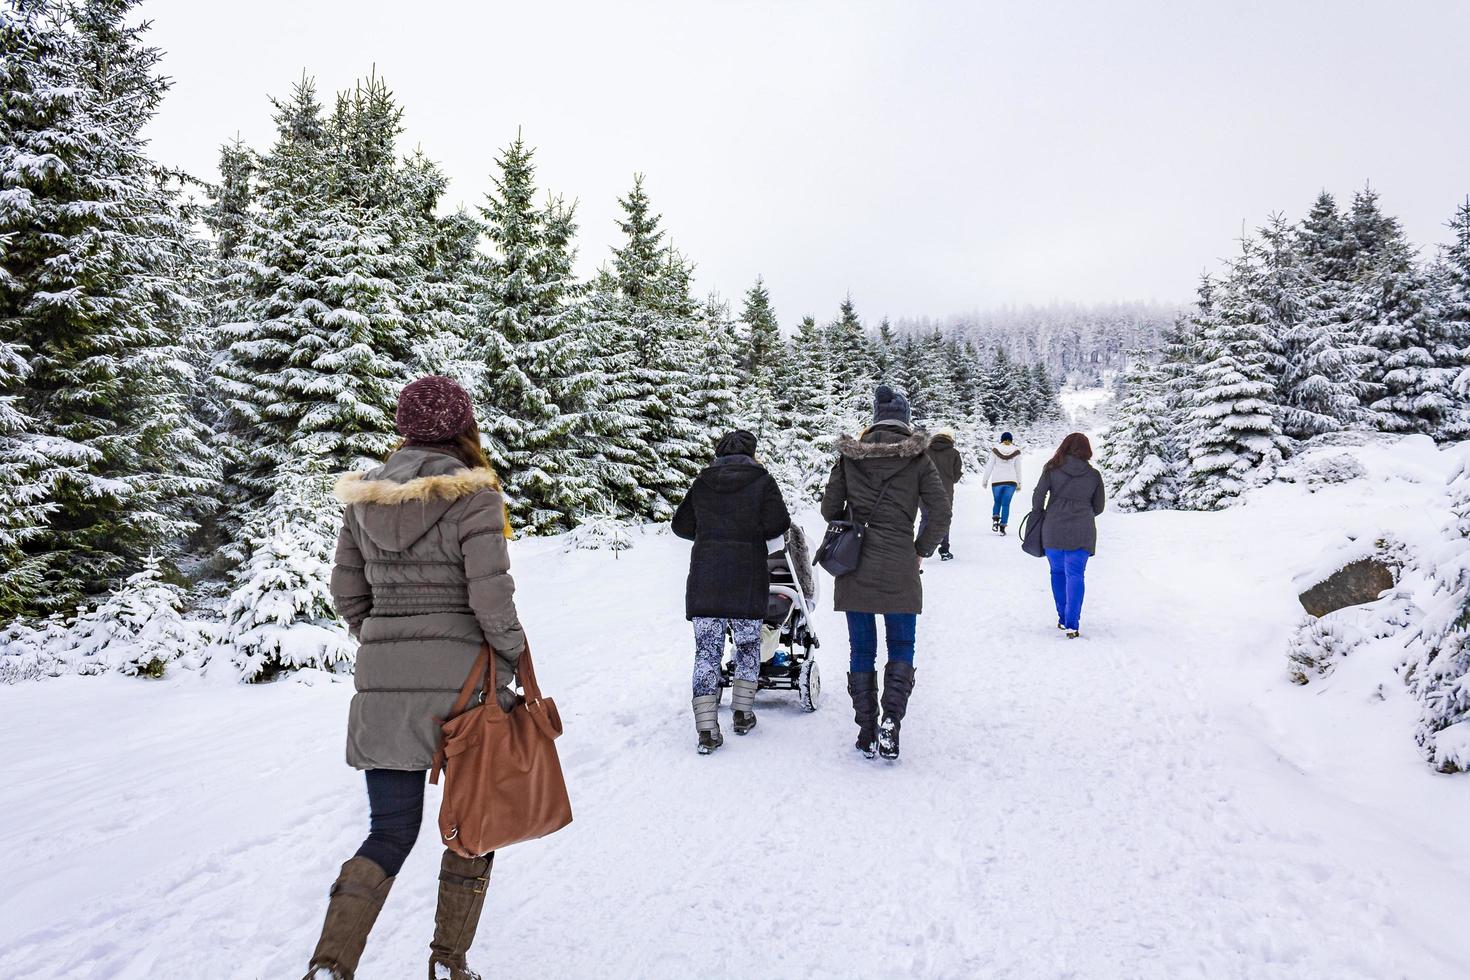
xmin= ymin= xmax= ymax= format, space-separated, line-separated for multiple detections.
xmin=304 ymin=376 xmax=524 ymax=980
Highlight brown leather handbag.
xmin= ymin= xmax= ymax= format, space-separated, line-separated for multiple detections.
xmin=430 ymin=641 xmax=572 ymax=857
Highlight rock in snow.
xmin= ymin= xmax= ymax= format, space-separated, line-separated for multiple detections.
xmin=1297 ymin=557 xmax=1396 ymax=617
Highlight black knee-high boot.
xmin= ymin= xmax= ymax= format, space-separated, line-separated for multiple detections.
xmin=847 ymin=671 xmax=879 ymax=757
xmin=877 ymin=662 xmax=916 ymax=760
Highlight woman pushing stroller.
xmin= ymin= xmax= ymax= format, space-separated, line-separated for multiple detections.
xmin=673 ymin=430 xmax=792 ymax=754
xmin=822 ymin=386 xmax=950 ymax=760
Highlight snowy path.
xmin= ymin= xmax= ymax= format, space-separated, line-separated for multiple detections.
xmin=3 ymin=478 xmax=1469 ymax=979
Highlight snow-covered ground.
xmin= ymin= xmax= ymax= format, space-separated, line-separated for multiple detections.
xmin=3 ymin=444 xmax=1470 ymax=980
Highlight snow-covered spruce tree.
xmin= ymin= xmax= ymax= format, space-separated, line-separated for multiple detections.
xmin=772 ymin=313 xmax=845 ymax=500
xmin=739 ymin=276 xmax=787 ymax=439
xmin=1027 ymin=362 xmax=1063 ymax=422
xmin=215 ymin=74 xmax=430 ymax=547
xmin=825 ymin=295 xmax=874 ymax=421
xmin=0 ymin=241 xmax=49 ymax=617
xmin=1402 ymin=462 xmax=1470 ymax=772
xmin=470 ymin=136 xmax=599 ymax=534
xmin=68 ymin=552 xmax=199 ymax=678
xmin=579 ymin=268 xmax=653 ymax=517
xmin=1443 ymin=198 xmax=1470 ymax=421
xmin=205 ymin=137 xmax=254 ymax=263
xmin=1355 ymin=228 xmax=1464 ymax=438
xmin=908 ymin=328 xmax=959 ymax=426
xmin=1282 ymin=195 xmax=1373 ymax=438
xmin=873 ymin=316 xmax=899 ymax=387
xmin=985 ymin=346 xmax=1028 ymax=428
xmin=222 ymin=455 xmax=353 ymax=682
xmin=581 ymin=177 xmax=705 ymax=519
xmin=648 ymin=245 xmax=713 ymax=487
xmin=1180 ymin=247 xmax=1288 ymax=510
xmin=212 ymin=77 xmax=331 ymax=535
xmin=0 ymin=0 xmax=214 ymax=613
xmin=688 ymin=291 xmax=742 ymax=440
xmin=1098 ymin=353 xmax=1181 ymax=511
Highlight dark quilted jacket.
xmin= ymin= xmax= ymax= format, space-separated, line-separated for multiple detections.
xmin=672 ymin=455 xmax=791 ymax=620
xmin=330 ymin=448 xmax=525 ymax=770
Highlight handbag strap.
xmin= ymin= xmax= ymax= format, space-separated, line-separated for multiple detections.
xmin=431 ymin=639 xmax=541 ymax=783
xmin=846 ymin=455 xmax=923 ymax=528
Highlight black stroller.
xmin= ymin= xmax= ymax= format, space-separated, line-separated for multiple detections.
xmin=719 ymin=525 xmax=822 ymax=711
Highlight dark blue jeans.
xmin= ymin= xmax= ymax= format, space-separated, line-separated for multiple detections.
xmin=1046 ymin=548 xmax=1090 ymax=631
xmin=356 ymin=769 xmax=425 ymax=876
xmin=845 ymin=612 xmax=917 ymax=673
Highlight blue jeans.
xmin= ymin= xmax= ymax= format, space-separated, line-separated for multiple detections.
xmin=845 ymin=612 xmax=917 ymax=672
xmin=1046 ymin=548 xmax=1089 ymax=631
xmin=991 ymin=484 xmax=1017 ymax=524
xmin=356 ymin=769 xmax=425 ymax=876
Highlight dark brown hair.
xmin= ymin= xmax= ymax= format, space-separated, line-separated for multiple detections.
xmin=1043 ymin=432 xmax=1093 ymax=473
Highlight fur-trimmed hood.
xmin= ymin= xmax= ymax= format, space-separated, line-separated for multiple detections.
xmin=836 ymin=427 xmax=932 ymax=460
xmin=991 ymin=445 xmax=1021 ymax=460
xmin=334 ymin=448 xmax=504 ymax=551
xmin=334 ymin=467 xmax=501 ymax=506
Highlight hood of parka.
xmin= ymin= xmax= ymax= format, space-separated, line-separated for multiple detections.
xmin=693 ymin=457 xmax=770 ymax=494
xmin=333 ymin=448 xmax=501 ymax=552
xmin=837 ymin=426 xmax=931 ymax=460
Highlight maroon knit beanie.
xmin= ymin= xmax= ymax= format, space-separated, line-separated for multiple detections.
xmin=395 ymin=376 xmax=475 ymax=443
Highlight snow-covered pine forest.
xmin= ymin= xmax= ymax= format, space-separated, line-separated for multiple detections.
xmin=0 ymin=0 xmax=1069 ymax=680
xmin=1098 ymin=189 xmax=1470 ymax=773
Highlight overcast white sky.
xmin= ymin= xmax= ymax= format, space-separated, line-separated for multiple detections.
xmin=139 ymin=0 xmax=1470 ymax=325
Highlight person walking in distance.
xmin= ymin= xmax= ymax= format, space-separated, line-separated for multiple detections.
xmin=822 ymin=386 xmax=951 ymax=760
xmin=983 ymin=431 xmax=1023 ymax=534
xmin=306 ymin=376 xmax=525 ymax=980
xmin=672 ymin=430 xmax=792 ymax=754
xmin=921 ymin=427 xmax=963 ymax=560
xmin=1031 ymin=432 xmax=1105 ymax=639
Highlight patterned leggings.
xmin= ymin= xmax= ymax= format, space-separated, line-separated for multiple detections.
xmin=692 ymin=617 xmax=762 ymax=697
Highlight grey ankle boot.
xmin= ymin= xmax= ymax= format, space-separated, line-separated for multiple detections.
xmin=693 ymin=694 xmax=723 ymax=754
xmin=730 ymin=678 xmax=758 ymax=735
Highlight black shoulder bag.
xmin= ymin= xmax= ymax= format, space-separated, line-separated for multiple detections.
xmin=815 ymin=456 xmax=921 ymax=578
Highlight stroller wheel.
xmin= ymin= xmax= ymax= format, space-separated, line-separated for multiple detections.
xmin=798 ymin=659 xmax=820 ymax=712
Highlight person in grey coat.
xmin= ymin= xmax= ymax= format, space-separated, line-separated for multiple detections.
xmin=1030 ymin=432 xmax=1106 ymax=639
xmin=821 ymin=385 xmax=951 ymax=761
xmin=305 ymin=376 xmax=521 ymax=980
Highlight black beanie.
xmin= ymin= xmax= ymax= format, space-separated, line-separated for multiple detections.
xmin=715 ymin=429 xmax=758 ymax=458
xmin=872 ymin=385 xmax=911 ymax=426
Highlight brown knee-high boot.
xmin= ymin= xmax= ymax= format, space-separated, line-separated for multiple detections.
xmin=303 ymin=857 xmax=395 ymax=980
xmin=428 ymin=849 xmax=493 ymax=980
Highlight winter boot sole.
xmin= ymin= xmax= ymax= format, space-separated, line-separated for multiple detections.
xmin=733 ymin=711 xmax=757 ymax=735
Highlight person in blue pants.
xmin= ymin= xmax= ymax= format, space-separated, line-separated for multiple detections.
xmin=983 ymin=432 xmax=1023 ymax=534
xmin=1030 ymin=433 xmax=1105 ymax=637
xmin=1047 ymin=548 xmax=1089 ymax=635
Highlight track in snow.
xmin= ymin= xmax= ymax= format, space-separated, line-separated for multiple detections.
xmin=1 ymin=482 xmax=1467 ymax=979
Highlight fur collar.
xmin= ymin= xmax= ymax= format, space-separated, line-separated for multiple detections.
xmin=333 ymin=468 xmax=501 ymax=506
xmin=836 ymin=429 xmax=932 ymax=460
xmin=992 ymin=446 xmax=1021 ymax=460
